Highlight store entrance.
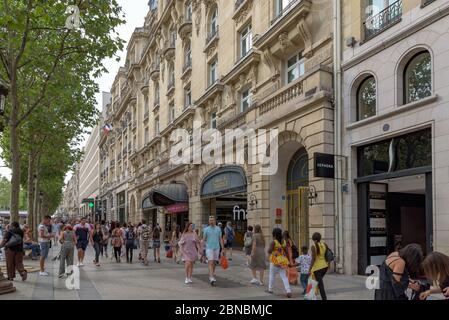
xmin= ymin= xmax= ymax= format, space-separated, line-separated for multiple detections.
xmin=214 ymin=194 xmax=247 ymax=248
xmin=358 ymin=173 xmax=433 ymax=273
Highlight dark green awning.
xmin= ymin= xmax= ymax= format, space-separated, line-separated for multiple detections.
xmin=200 ymin=166 xmax=247 ymax=199
xmin=149 ymin=183 xmax=189 ymax=206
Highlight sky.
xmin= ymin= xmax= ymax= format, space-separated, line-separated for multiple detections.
xmin=0 ymin=1 xmax=150 ymax=183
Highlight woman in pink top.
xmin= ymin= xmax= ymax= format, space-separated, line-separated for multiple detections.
xmin=179 ymin=222 xmax=200 ymax=284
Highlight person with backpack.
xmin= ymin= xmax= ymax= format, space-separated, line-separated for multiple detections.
xmin=0 ymin=221 xmax=27 ymax=281
xmin=309 ymin=232 xmax=330 ymax=300
xmin=153 ymin=223 xmax=162 ymax=263
xmin=125 ymin=224 xmax=136 ymax=263
xmin=224 ymin=221 xmax=235 ymax=261
xmin=138 ymin=219 xmax=151 ymax=265
xmin=267 ymin=228 xmax=292 ymax=298
xmin=243 ymin=226 xmax=253 ymax=266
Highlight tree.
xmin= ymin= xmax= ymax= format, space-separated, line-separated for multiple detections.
xmin=0 ymin=0 xmax=124 ymax=221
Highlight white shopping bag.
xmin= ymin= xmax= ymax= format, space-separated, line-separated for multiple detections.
xmin=304 ymin=277 xmax=318 ymax=300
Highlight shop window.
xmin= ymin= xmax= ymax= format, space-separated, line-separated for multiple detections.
xmin=404 ymin=51 xmax=432 ymax=104
xmin=286 ymin=51 xmax=305 ymax=84
xmin=357 ymin=76 xmax=376 ymax=120
xmin=358 ymin=128 xmax=431 ymax=177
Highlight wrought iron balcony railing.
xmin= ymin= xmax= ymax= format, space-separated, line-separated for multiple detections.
xmin=206 ymin=26 xmax=219 ymax=45
xmin=363 ymin=0 xmax=402 ymax=41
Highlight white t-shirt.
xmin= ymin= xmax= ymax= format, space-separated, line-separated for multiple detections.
xmin=38 ymin=224 xmax=51 ymax=243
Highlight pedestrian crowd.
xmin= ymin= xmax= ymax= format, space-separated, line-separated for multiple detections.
xmin=0 ymin=216 xmax=448 ymax=301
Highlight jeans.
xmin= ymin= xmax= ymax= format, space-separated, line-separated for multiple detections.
xmin=300 ymin=274 xmax=309 ymax=293
xmin=126 ymin=245 xmax=134 ymax=262
xmin=24 ymin=243 xmax=40 ymax=258
xmin=93 ymin=242 xmax=101 ymax=263
xmin=114 ymin=247 xmax=121 ymax=261
xmin=268 ymin=263 xmax=291 ymax=294
xmin=313 ymin=267 xmax=328 ymax=300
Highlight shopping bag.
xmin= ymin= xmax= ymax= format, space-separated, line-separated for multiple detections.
xmin=287 ymin=266 xmax=298 ymax=285
xmin=166 ymin=248 xmax=173 ymax=258
xmin=304 ymin=277 xmax=318 ymax=300
xmin=220 ymin=255 xmax=229 ymax=270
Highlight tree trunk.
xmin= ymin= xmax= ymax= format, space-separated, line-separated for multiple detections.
xmin=27 ymin=152 xmax=36 ymax=234
xmin=9 ymin=66 xmax=21 ymax=222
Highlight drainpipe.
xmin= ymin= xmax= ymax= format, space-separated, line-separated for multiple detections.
xmin=333 ymin=0 xmax=344 ymax=274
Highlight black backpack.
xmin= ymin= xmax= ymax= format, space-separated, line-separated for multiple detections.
xmin=324 ymin=243 xmax=335 ymax=263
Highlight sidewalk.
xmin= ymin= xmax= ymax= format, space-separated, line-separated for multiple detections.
xmin=0 ymin=244 xmax=375 ymax=300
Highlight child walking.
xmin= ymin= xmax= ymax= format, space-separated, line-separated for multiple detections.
xmin=296 ymin=246 xmax=312 ymax=295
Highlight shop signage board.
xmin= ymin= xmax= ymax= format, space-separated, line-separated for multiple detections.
xmin=166 ymin=203 xmax=189 ymax=213
xmin=314 ymin=153 xmax=335 ymax=178
xmin=233 ymin=205 xmax=246 ymax=220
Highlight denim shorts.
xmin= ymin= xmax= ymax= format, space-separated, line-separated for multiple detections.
xmin=40 ymin=242 xmax=50 ymax=259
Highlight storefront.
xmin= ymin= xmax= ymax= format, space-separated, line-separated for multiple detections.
xmin=201 ymin=166 xmax=247 ymax=247
xmin=142 ymin=194 xmax=158 ymax=228
xmin=149 ymin=183 xmax=189 ymax=239
xmin=117 ymin=191 xmax=126 ymax=223
xmin=356 ymin=128 xmax=432 ymax=274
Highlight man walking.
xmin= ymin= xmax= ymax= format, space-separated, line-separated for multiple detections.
xmin=100 ymin=220 xmax=109 ymax=258
xmin=38 ymin=215 xmax=53 ymax=276
xmin=138 ymin=219 xmax=151 ymax=266
xmin=74 ymin=217 xmax=92 ymax=266
xmin=203 ymin=216 xmax=224 ymax=285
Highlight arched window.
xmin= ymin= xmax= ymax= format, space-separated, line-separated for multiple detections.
xmin=184 ymin=41 xmax=191 ymax=69
xmin=287 ymin=148 xmax=308 ymax=191
xmin=357 ymin=76 xmax=376 ymax=120
xmin=404 ymin=51 xmax=432 ymax=104
xmin=209 ymin=7 xmax=218 ymax=36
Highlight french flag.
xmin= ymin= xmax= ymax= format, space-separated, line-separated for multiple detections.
xmin=103 ymin=124 xmax=112 ymax=135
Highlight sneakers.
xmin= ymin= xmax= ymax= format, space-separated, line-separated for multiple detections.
xmin=39 ymin=271 xmax=49 ymax=277
xmin=188 ymin=278 xmax=193 ymax=283
xmin=185 ymin=278 xmax=190 ymax=284
xmin=286 ymin=292 xmax=292 ymax=298
xmin=209 ymin=277 xmax=216 ymax=285
xmin=250 ymin=278 xmax=260 ymax=285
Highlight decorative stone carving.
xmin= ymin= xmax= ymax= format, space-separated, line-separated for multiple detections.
xmin=278 ymin=32 xmax=292 ymax=54
xmin=192 ymin=0 xmax=202 ymax=36
xmin=234 ymin=0 xmax=253 ymax=25
xmin=205 ymin=40 xmax=218 ymax=58
xmin=298 ymin=19 xmax=313 ymax=57
xmin=202 ymin=0 xmax=215 ymax=11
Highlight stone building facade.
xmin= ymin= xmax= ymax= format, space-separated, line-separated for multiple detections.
xmin=341 ymin=0 xmax=449 ymax=274
xmin=99 ymin=0 xmax=336 ymax=248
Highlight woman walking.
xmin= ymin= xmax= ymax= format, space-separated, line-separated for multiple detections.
xmin=0 ymin=222 xmax=27 ymax=281
xmin=267 ymin=228 xmax=291 ymax=298
xmin=249 ymin=225 xmax=267 ymax=285
xmin=111 ymin=223 xmax=124 ymax=263
xmin=171 ymin=224 xmax=181 ymax=264
xmin=374 ymin=243 xmax=423 ymax=300
xmin=125 ymin=224 xmax=136 ymax=263
xmin=179 ymin=222 xmax=200 ymax=284
xmin=91 ymin=223 xmax=103 ymax=266
xmin=58 ymin=225 xmax=76 ymax=278
xmin=243 ymin=226 xmax=253 ymax=266
xmin=283 ymin=230 xmax=298 ymax=285
xmin=310 ymin=232 xmax=330 ymax=300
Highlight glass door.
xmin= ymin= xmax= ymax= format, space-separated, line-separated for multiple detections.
xmin=286 ymin=187 xmax=309 ymax=249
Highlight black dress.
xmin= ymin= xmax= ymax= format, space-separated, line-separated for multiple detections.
xmin=375 ymin=258 xmax=409 ymax=300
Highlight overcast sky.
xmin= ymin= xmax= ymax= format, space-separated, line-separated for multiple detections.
xmin=0 ymin=1 xmax=149 ymax=183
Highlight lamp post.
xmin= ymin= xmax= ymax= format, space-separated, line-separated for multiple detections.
xmin=0 ymin=80 xmax=15 ymax=295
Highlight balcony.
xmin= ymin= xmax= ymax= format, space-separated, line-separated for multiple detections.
xmin=181 ymin=57 xmax=192 ymax=80
xmin=150 ymin=62 xmax=160 ymax=80
xmin=258 ymin=78 xmax=304 ymax=116
xmin=153 ymin=97 xmax=160 ymax=111
xmin=205 ymin=26 xmax=219 ymax=51
xmin=178 ymin=16 xmax=192 ymax=39
xmin=163 ymin=39 xmax=176 ymax=60
xmin=363 ymin=0 xmax=402 ymax=41
xmin=167 ymin=78 xmax=175 ymax=96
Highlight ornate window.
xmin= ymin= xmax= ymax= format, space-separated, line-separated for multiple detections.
xmin=240 ymin=89 xmax=252 ymax=113
xmin=209 ymin=58 xmax=218 ymax=86
xmin=210 ymin=7 xmax=218 ymax=37
xmin=185 ymin=2 xmax=193 ymax=21
xmin=404 ymin=51 xmax=432 ymax=104
xmin=357 ymin=76 xmax=376 ymax=120
xmin=240 ymin=24 xmax=253 ymax=58
xmin=184 ymin=41 xmax=192 ymax=69
xmin=169 ymin=103 xmax=175 ymax=122
xmin=154 ymin=116 xmax=160 ymax=135
xmin=184 ymin=86 xmax=192 ymax=109
xmin=286 ymin=51 xmax=305 ymax=84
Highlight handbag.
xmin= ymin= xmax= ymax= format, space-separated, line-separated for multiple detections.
xmin=304 ymin=277 xmax=318 ymax=300
xmin=324 ymin=243 xmax=335 ymax=263
xmin=5 ymin=232 xmax=23 ymax=248
xmin=287 ymin=266 xmax=299 ymax=285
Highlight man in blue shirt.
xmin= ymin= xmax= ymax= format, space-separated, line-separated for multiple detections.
xmin=203 ymin=216 xmax=224 ymax=285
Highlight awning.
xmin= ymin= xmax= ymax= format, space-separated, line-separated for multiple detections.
xmin=149 ymin=183 xmax=189 ymax=206
xmin=142 ymin=194 xmax=157 ymax=210
xmin=201 ymin=166 xmax=247 ymax=199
